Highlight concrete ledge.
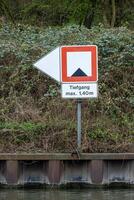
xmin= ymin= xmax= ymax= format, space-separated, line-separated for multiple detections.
xmin=0 ymin=153 xmax=133 ymax=160
xmin=0 ymin=153 xmax=134 ymax=187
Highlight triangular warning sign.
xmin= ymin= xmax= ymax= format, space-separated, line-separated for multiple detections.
xmin=72 ymin=68 xmax=87 ymax=77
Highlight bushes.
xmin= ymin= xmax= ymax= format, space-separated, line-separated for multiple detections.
xmin=0 ymin=24 xmax=133 ymax=152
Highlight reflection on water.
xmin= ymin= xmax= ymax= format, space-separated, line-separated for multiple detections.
xmin=0 ymin=189 xmax=134 ymax=200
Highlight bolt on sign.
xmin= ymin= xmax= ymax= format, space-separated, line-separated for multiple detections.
xmin=34 ymin=45 xmax=98 ymax=99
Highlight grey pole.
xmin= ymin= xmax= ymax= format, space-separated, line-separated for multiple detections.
xmin=77 ymin=99 xmax=82 ymax=150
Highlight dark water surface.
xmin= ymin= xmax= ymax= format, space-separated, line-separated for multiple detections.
xmin=0 ymin=189 xmax=134 ymax=200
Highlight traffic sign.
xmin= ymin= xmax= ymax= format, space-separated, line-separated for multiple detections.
xmin=62 ymin=83 xmax=98 ymax=98
xmin=61 ymin=46 xmax=98 ymax=83
xmin=34 ymin=47 xmax=60 ymax=82
xmin=34 ymin=45 xmax=98 ymax=98
xmin=33 ymin=45 xmax=99 ymax=150
xmin=34 ymin=45 xmax=98 ymax=84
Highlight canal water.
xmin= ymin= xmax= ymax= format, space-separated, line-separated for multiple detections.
xmin=0 ymin=189 xmax=134 ymax=200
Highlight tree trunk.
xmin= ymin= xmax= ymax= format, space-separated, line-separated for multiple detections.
xmin=111 ymin=0 xmax=116 ymax=27
xmin=101 ymin=0 xmax=110 ymax=27
xmin=83 ymin=0 xmax=97 ymax=29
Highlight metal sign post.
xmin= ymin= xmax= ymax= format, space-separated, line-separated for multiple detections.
xmin=77 ymin=99 xmax=82 ymax=150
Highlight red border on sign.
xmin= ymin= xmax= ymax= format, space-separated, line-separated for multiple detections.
xmin=61 ymin=46 xmax=97 ymax=82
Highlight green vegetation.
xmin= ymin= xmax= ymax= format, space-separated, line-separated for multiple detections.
xmin=0 ymin=0 xmax=133 ymax=153
xmin=0 ymin=0 xmax=134 ymax=28
xmin=0 ymin=24 xmax=133 ymax=153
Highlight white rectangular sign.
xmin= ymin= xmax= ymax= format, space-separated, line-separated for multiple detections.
xmin=62 ymin=83 xmax=98 ymax=99
xmin=67 ymin=51 xmax=92 ymax=77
